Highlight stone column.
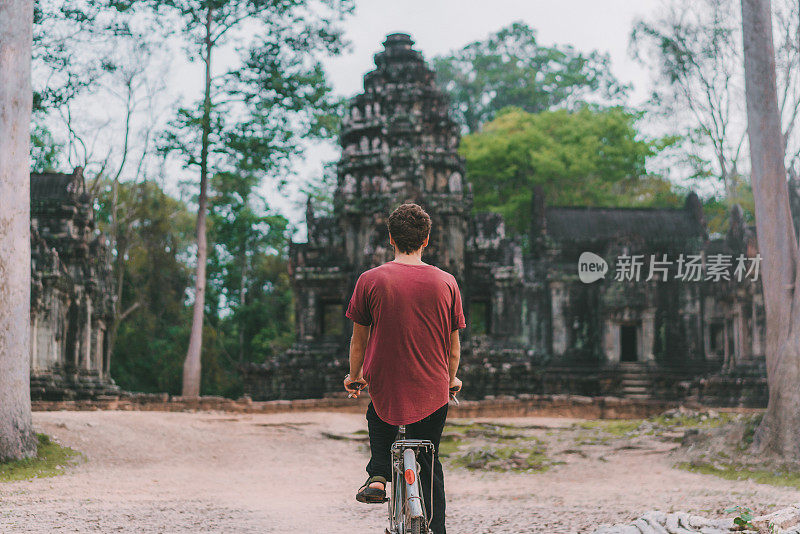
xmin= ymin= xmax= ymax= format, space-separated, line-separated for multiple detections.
xmin=550 ymin=282 xmax=567 ymax=357
xmin=83 ymin=298 xmax=92 ymax=370
xmin=602 ymin=320 xmax=619 ymax=364
xmin=702 ymin=296 xmax=713 ymax=359
xmin=733 ymin=301 xmax=743 ymax=365
xmin=641 ymin=309 xmax=655 ymax=362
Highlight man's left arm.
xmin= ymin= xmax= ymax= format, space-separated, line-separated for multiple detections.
xmin=449 ymin=278 xmax=466 ymax=392
xmin=448 ymin=329 xmax=462 ymax=392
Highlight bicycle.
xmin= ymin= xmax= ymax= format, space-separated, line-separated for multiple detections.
xmin=348 ymin=381 xmax=459 ymax=534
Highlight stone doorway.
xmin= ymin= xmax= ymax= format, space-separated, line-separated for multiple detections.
xmin=620 ymin=325 xmax=638 ymax=362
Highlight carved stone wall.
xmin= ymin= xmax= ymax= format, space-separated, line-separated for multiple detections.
xmin=29 ymin=168 xmax=118 ymax=400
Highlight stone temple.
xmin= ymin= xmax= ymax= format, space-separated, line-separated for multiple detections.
xmin=29 ymin=168 xmax=118 ymax=400
xmin=243 ymin=33 xmax=791 ymax=405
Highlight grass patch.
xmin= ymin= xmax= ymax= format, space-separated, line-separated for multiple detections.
xmin=451 ymin=437 xmax=559 ymax=472
xmin=677 ymin=461 xmax=800 ymax=490
xmin=438 ymin=435 xmax=462 ymax=458
xmin=571 ymin=412 xmax=746 ymax=442
xmin=574 ymin=419 xmax=642 ymax=436
xmin=0 ymin=434 xmax=81 ymax=482
xmin=651 ymin=411 xmax=738 ymax=430
xmin=740 ymin=414 xmax=764 ymax=449
xmin=575 ymin=435 xmax=611 ymax=446
xmin=444 ymin=421 xmax=526 ymax=441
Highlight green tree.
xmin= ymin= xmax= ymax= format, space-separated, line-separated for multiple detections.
xmin=97 ymin=180 xmax=195 ymax=394
xmin=631 ymin=0 xmax=800 ymax=200
xmin=30 ymin=122 xmax=61 ymax=173
xmin=460 ymin=107 xmax=681 ymax=233
xmin=206 ymin=171 xmax=290 ymax=365
xmin=434 ymin=22 xmax=628 ymax=133
xmin=149 ymin=0 xmax=352 ymax=395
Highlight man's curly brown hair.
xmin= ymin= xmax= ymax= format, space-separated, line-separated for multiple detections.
xmin=387 ymin=203 xmax=432 ymax=254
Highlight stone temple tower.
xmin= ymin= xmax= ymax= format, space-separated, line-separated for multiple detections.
xmin=246 ymin=33 xmax=478 ymax=399
xmin=334 ymin=32 xmax=470 ymax=278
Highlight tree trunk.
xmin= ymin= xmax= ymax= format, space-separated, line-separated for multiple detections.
xmin=238 ymin=248 xmax=247 ymax=365
xmin=182 ymin=6 xmax=213 ymax=397
xmin=741 ymin=0 xmax=800 ymax=457
xmin=0 ymin=0 xmax=37 ymax=462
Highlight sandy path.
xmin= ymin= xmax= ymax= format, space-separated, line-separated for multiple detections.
xmin=0 ymin=411 xmax=797 ymax=533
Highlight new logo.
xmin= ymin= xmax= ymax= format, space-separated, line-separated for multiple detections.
xmin=578 ymin=252 xmax=608 ymax=283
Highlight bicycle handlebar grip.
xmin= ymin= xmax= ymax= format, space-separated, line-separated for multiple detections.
xmin=347 ymin=381 xmax=366 ymax=398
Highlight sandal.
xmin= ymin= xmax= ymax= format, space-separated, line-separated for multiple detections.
xmin=356 ymin=475 xmax=387 ymax=503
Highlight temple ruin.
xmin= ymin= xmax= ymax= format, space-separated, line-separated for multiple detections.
xmin=242 ymin=33 xmax=789 ymax=406
xmin=29 ymin=167 xmax=118 ymax=400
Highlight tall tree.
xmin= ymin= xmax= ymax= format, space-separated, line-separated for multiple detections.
xmin=459 ymin=107 xmax=681 ymax=233
xmin=741 ymin=0 xmax=800 ymax=457
xmin=153 ymin=0 xmax=351 ymax=396
xmin=632 ymin=0 xmax=800 ymax=199
xmin=0 ymin=0 xmax=37 ymax=462
xmin=434 ymin=22 xmax=628 ymax=133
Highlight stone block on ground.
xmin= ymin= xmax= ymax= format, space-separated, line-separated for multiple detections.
xmin=753 ymin=504 xmax=800 ymax=532
xmin=591 ymin=511 xmax=736 ymax=534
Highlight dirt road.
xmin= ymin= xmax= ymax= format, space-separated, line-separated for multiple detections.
xmin=0 ymin=411 xmax=797 ymax=533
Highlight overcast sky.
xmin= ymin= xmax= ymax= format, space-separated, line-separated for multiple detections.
xmin=326 ymin=0 xmax=660 ymax=101
xmin=62 ymin=1 xmax=666 ymax=237
xmin=268 ymin=0 xmax=664 ymax=235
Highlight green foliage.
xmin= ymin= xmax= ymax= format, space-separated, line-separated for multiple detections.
xmin=97 ymin=180 xmax=195 ymax=394
xmin=460 ymin=107 xmax=682 ymax=233
xmin=702 ymin=178 xmax=755 ymax=234
xmin=94 ymin=175 xmax=294 ymax=397
xmin=725 ymin=506 xmax=756 ymax=530
xmin=434 ymin=22 xmax=628 ymax=133
xmin=30 ymin=121 xmax=62 ymax=173
xmin=206 ymin=171 xmax=293 ymax=366
xmin=157 ymin=0 xmax=351 ymax=188
xmin=119 ymin=0 xmax=350 ymax=395
xmin=0 ymin=435 xmax=80 ymax=482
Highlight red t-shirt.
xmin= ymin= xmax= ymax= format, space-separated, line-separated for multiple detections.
xmin=345 ymin=261 xmax=466 ymax=425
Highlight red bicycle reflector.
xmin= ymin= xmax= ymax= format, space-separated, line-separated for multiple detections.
xmin=404 ymin=469 xmax=415 ymax=485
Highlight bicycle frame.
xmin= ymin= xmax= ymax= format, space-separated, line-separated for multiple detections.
xmin=386 ymin=425 xmax=434 ymax=534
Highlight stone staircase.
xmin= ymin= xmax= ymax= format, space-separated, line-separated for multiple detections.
xmin=618 ymin=362 xmax=653 ymax=399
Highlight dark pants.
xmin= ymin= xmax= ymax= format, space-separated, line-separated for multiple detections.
xmin=366 ymin=402 xmax=448 ymax=534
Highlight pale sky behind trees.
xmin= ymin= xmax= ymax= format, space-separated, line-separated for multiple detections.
xmin=272 ymin=0 xmax=663 ymax=235
xmin=49 ymin=1 xmax=665 ymax=236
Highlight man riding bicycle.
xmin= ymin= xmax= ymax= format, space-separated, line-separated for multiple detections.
xmin=343 ymin=202 xmax=465 ymax=534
